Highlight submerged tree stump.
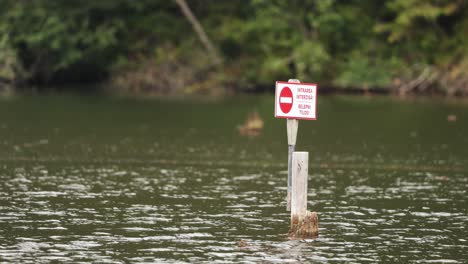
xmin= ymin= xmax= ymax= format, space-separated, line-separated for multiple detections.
xmin=289 ymin=211 xmax=319 ymax=238
xmin=289 ymin=152 xmax=319 ymax=238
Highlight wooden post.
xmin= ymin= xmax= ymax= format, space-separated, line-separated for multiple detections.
xmin=289 ymin=151 xmax=319 ymax=238
xmin=286 ymin=79 xmax=300 ymax=211
xmin=286 ymin=119 xmax=298 ymax=211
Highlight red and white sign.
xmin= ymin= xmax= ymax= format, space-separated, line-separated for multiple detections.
xmin=275 ymin=81 xmax=317 ymax=120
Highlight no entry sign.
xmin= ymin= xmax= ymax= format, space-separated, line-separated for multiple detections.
xmin=279 ymin=86 xmax=293 ymax=113
xmin=275 ymin=81 xmax=317 ymax=120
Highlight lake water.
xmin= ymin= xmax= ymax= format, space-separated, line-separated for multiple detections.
xmin=0 ymin=95 xmax=467 ymax=263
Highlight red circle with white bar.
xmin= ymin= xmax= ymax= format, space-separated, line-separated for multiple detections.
xmin=279 ymin=87 xmax=293 ymax=113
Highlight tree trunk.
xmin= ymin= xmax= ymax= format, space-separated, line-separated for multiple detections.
xmin=174 ymin=0 xmax=222 ymax=67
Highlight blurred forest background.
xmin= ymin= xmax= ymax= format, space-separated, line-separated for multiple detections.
xmin=0 ymin=0 xmax=467 ymax=96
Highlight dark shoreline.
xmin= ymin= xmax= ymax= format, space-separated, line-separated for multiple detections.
xmin=2 ymin=78 xmax=467 ymax=99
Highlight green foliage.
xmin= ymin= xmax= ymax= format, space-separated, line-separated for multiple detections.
xmin=0 ymin=0 xmax=467 ymax=95
xmin=0 ymin=0 xmax=125 ymax=84
xmin=213 ymin=0 xmax=339 ymax=86
xmin=335 ymin=53 xmax=405 ymax=88
xmin=376 ymin=0 xmax=461 ymax=43
xmin=0 ymin=35 xmax=17 ymax=81
xmin=375 ymin=0 xmax=467 ymax=63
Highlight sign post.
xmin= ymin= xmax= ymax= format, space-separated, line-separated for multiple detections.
xmin=275 ymin=79 xmax=317 ymax=210
xmin=285 ymin=79 xmax=300 ymax=211
xmin=275 ymin=78 xmax=319 ymax=237
xmin=286 ymin=119 xmax=298 ymax=211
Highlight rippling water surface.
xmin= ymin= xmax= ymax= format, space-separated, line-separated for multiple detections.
xmin=0 ymin=95 xmax=467 ymax=263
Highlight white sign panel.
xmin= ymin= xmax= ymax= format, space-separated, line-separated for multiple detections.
xmin=275 ymin=81 xmax=317 ymax=120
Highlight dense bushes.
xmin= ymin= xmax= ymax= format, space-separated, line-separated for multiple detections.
xmin=0 ymin=0 xmax=467 ymax=95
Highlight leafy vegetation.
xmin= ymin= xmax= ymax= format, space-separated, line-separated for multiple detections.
xmin=0 ymin=0 xmax=467 ymax=95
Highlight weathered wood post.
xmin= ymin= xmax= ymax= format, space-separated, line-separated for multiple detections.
xmin=289 ymin=152 xmax=319 ymax=238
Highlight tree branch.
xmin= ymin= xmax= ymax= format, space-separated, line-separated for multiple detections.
xmin=174 ymin=0 xmax=222 ymax=67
